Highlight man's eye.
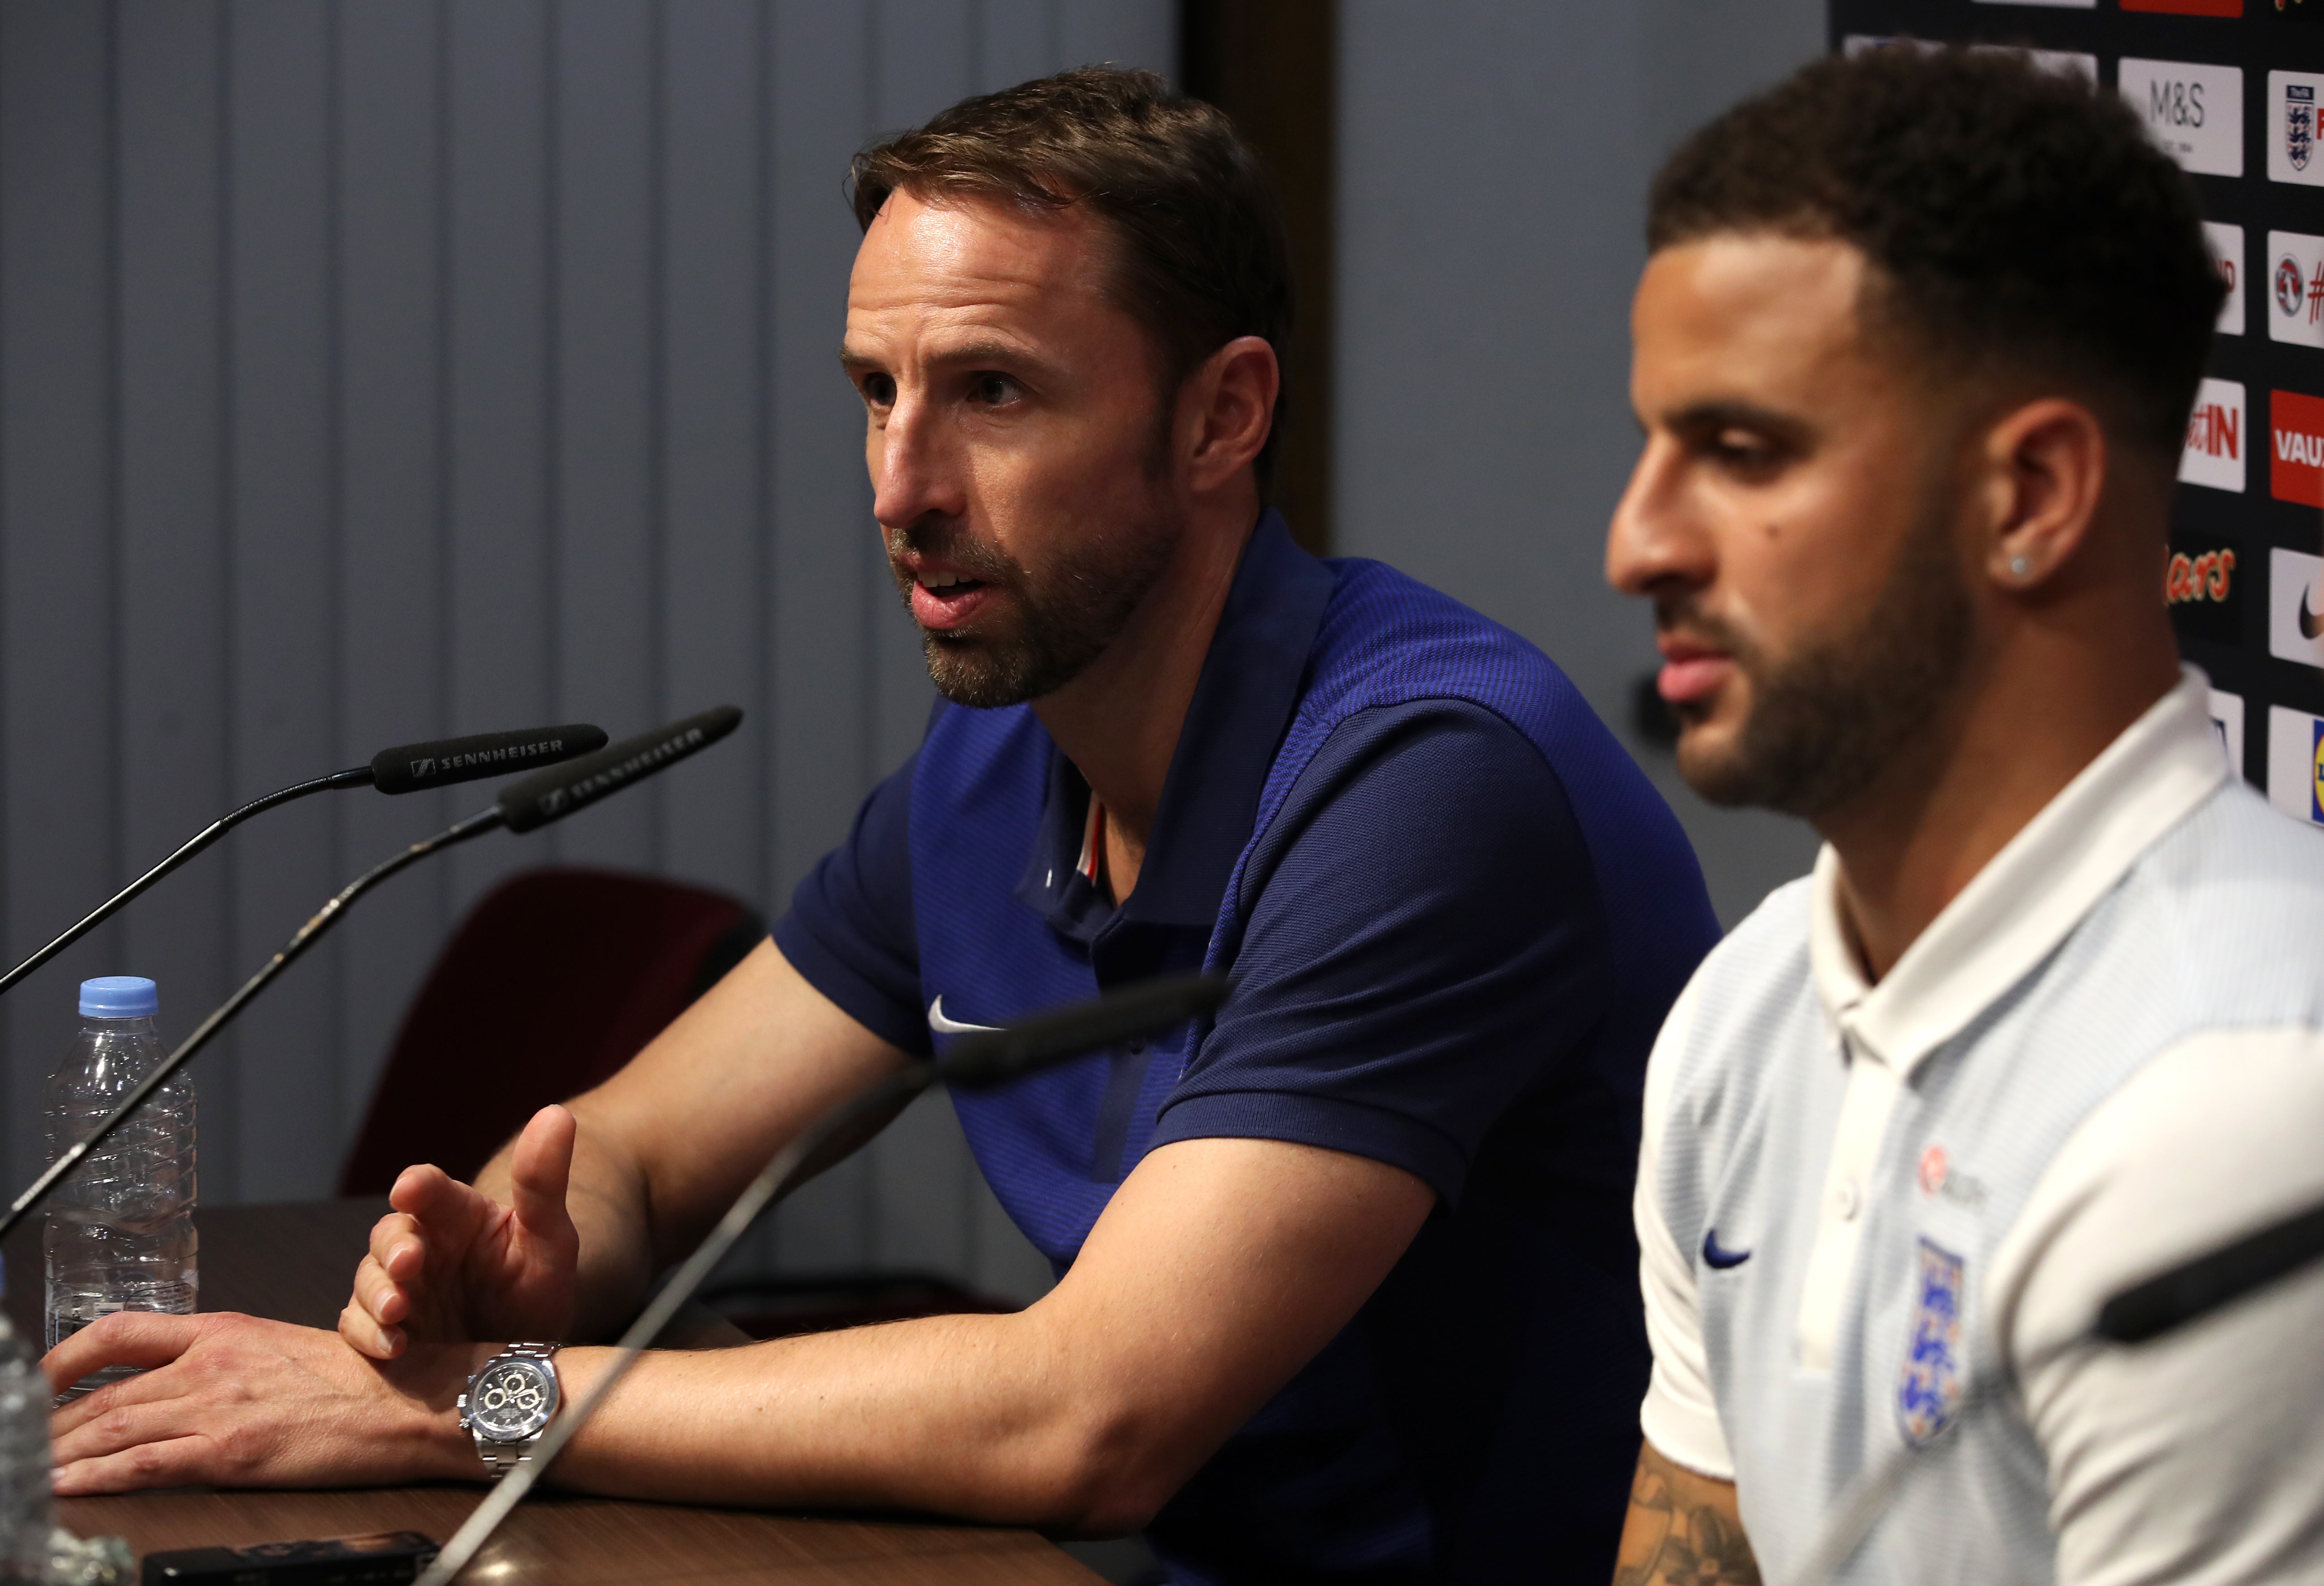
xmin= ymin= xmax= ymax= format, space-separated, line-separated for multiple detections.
xmin=1710 ymin=430 xmax=1778 ymax=471
xmin=860 ymin=374 xmax=895 ymax=407
xmin=970 ymin=373 xmax=1020 ymax=405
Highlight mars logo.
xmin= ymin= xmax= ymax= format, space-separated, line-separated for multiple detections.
xmin=2272 ymin=389 xmax=2324 ymax=505
xmin=2180 ymin=377 xmax=2246 ymax=492
xmin=2167 ymin=535 xmax=2240 ymax=644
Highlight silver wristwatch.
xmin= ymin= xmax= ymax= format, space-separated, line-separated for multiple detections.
xmin=457 ymin=1342 xmax=562 ymax=1479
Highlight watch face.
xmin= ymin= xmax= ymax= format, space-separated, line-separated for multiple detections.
xmin=468 ymin=1358 xmax=557 ymax=1441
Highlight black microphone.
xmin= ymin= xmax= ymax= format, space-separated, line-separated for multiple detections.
xmin=0 ymin=723 xmax=608 ymax=1002
xmin=0 ymin=709 xmax=740 ymax=1244
xmin=496 ymin=706 xmax=742 ymax=832
xmin=415 ymin=971 xmax=1233 ymax=1586
xmin=370 ymin=724 xmax=608 ymax=795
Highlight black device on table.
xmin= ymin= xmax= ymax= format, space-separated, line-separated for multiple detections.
xmin=140 ymin=1531 xmax=438 ymax=1586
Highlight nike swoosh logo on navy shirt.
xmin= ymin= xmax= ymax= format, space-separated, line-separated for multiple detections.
xmin=927 ymin=996 xmax=1000 ymax=1035
xmin=1702 ymin=1230 xmax=1751 ymax=1270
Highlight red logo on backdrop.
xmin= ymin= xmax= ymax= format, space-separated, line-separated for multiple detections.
xmin=2122 ymin=0 xmax=2241 ymax=12
xmin=2273 ymin=390 xmax=2324 ymax=507
xmin=1918 ymin=1145 xmax=1949 ymax=1197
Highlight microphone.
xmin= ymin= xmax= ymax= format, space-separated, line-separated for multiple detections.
xmin=414 ymin=971 xmax=1234 ymax=1586
xmin=371 ymin=724 xmax=608 ymax=795
xmin=0 ymin=723 xmax=608 ymax=1002
xmin=495 ymin=707 xmax=741 ymax=833
xmin=0 ymin=709 xmax=738 ymax=1245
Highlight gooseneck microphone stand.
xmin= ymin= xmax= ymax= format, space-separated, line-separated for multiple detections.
xmin=0 ymin=723 xmax=607 ymax=1003
xmin=0 ymin=807 xmax=508 ymax=1244
xmin=413 ymin=972 xmax=1233 ymax=1586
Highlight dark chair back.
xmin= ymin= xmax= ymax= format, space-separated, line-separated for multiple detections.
xmin=338 ymin=866 xmax=763 ymax=1195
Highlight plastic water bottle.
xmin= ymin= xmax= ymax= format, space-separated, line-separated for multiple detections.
xmin=43 ymin=977 xmax=196 ymax=1401
xmin=0 ymin=1253 xmax=54 ymax=1584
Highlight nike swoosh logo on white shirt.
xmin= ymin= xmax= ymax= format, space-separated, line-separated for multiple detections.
xmin=927 ymin=996 xmax=1001 ymax=1035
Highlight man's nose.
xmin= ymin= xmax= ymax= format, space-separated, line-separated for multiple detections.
xmin=1606 ymin=433 xmax=1711 ymax=600
xmin=871 ymin=393 xmax=967 ymax=532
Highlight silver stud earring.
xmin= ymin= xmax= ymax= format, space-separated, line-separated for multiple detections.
xmin=2009 ymin=555 xmax=2031 ymax=578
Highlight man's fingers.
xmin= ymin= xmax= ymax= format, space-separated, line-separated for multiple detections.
xmin=508 ymin=1106 xmax=578 ymax=1244
xmin=367 ymin=1211 xmax=429 ymax=1284
xmin=52 ymin=1435 xmax=215 ymax=1497
xmin=40 ymin=1310 xmax=202 ymax=1396
xmin=338 ymin=1293 xmax=405 ymax=1361
xmin=352 ymin=1253 xmax=411 ymax=1328
xmin=389 ymin=1161 xmax=496 ymax=1239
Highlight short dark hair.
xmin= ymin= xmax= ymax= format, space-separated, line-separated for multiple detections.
xmin=851 ymin=66 xmax=1292 ymax=484
xmin=1649 ymin=46 xmax=2225 ymax=462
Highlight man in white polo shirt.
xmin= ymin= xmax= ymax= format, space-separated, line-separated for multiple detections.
xmin=1604 ymin=47 xmax=2324 ymax=1586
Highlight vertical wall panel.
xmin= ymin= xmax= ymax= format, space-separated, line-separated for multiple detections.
xmin=115 ymin=0 xmax=237 ymax=1196
xmin=551 ymin=0 xmax=658 ymax=874
xmin=333 ymin=0 xmax=452 ymax=1145
xmin=660 ymin=0 xmax=765 ymax=893
xmin=226 ymin=0 xmax=341 ymax=1201
xmin=0 ymin=0 xmax=1166 ymax=1302
xmin=444 ymin=0 xmax=554 ymax=910
xmin=763 ymin=0 xmax=879 ymax=1271
xmin=0 ymin=0 xmax=119 ymax=1191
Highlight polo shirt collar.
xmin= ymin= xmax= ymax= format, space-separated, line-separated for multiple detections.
xmin=1014 ymin=509 xmax=1336 ymax=941
xmin=1809 ymin=666 xmax=2229 ymax=1078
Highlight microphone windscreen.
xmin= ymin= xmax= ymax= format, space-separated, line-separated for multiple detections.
xmin=938 ymin=974 xmax=1232 ymax=1090
xmin=496 ymin=706 xmax=742 ymax=833
xmin=372 ymin=725 xmax=608 ymax=795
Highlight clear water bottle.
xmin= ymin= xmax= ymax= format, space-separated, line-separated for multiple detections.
xmin=44 ymin=977 xmax=196 ymax=1401
xmin=0 ymin=1253 xmax=55 ymax=1584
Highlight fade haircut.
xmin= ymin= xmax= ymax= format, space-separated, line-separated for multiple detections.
xmin=851 ymin=66 xmax=1292 ymax=483
xmin=1649 ymin=46 xmax=2225 ymax=463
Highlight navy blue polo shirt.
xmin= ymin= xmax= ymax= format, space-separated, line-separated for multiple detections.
xmin=775 ymin=513 xmax=1718 ymax=1585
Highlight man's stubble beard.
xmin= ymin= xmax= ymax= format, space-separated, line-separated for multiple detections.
xmin=889 ymin=492 xmax=1184 ymax=710
xmin=1674 ymin=482 xmax=1974 ymax=821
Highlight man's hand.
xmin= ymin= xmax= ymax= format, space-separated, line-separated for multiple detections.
xmin=45 ymin=1311 xmax=475 ymax=1495
xmin=340 ymin=1105 xmax=581 ymax=1360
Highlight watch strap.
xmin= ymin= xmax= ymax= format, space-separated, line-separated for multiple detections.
xmin=466 ymin=1342 xmax=562 ymax=1480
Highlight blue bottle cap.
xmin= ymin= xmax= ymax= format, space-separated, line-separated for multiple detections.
xmin=79 ymin=977 xmax=158 ymax=1018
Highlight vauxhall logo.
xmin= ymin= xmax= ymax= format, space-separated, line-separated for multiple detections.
xmin=2270 ymin=389 xmax=2324 ymax=506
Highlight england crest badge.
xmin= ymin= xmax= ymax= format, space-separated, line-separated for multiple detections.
xmin=2292 ymin=84 xmax=2317 ymax=173
xmin=1896 ymin=1237 xmax=1967 ymax=1447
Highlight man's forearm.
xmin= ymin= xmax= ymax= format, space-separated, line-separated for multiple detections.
xmin=1613 ymin=1441 xmax=1760 ymax=1586
xmin=522 ymin=1309 xmax=1152 ymax=1532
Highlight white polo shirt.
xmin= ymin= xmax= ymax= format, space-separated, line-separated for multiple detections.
xmin=1637 ymin=669 xmax=2324 ymax=1585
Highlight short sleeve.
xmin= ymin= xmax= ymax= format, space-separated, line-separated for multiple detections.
xmin=771 ymin=757 xmax=930 ymax=1058
xmin=1994 ymin=1026 xmax=2324 ymax=1586
xmin=1148 ymin=699 xmax=1611 ymax=1204
xmin=1634 ymin=973 xmax=1735 ymax=1480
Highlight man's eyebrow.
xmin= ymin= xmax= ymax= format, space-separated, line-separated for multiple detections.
xmin=1662 ymin=398 xmax=1812 ymax=440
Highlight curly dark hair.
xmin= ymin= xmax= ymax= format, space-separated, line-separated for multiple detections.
xmin=1649 ymin=45 xmax=2224 ymax=462
xmin=851 ymin=66 xmax=1292 ymax=484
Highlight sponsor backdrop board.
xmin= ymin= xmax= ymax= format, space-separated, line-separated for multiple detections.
xmin=1833 ymin=0 xmax=2324 ymax=814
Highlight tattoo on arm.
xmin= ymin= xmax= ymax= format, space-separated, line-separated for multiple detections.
xmin=1611 ymin=1440 xmax=1761 ymax=1586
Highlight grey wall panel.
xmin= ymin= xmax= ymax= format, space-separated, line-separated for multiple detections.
xmin=332 ymin=0 xmax=453 ymax=1149
xmin=660 ymin=0 xmax=766 ymax=893
xmin=552 ymin=0 xmax=660 ymax=876
xmin=444 ymin=0 xmax=557 ymax=919
xmin=1335 ymin=1 xmax=1827 ymax=929
xmin=225 ymin=0 xmax=342 ymax=1200
xmin=0 ymin=0 xmax=119 ymax=1189
xmin=0 ymin=0 xmax=1167 ymax=1305
xmin=115 ymin=0 xmax=237 ymax=1194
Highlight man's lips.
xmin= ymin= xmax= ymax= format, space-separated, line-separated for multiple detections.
xmin=907 ymin=571 xmax=995 ymax=631
xmin=1656 ymin=642 xmax=1735 ymax=705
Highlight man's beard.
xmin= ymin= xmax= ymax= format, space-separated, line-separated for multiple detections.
xmin=888 ymin=505 xmax=1183 ymax=709
xmin=1671 ymin=487 xmax=1973 ymax=821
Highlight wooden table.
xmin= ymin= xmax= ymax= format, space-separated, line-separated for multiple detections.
xmin=3 ymin=1200 xmax=1101 ymax=1584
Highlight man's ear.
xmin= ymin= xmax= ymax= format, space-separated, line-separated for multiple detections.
xmin=1181 ymin=335 xmax=1280 ymax=495
xmin=1977 ymin=396 xmax=2109 ymax=592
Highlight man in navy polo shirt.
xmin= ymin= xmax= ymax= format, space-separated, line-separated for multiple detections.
xmin=47 ymin=67 xmax=1715 ymax=1584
